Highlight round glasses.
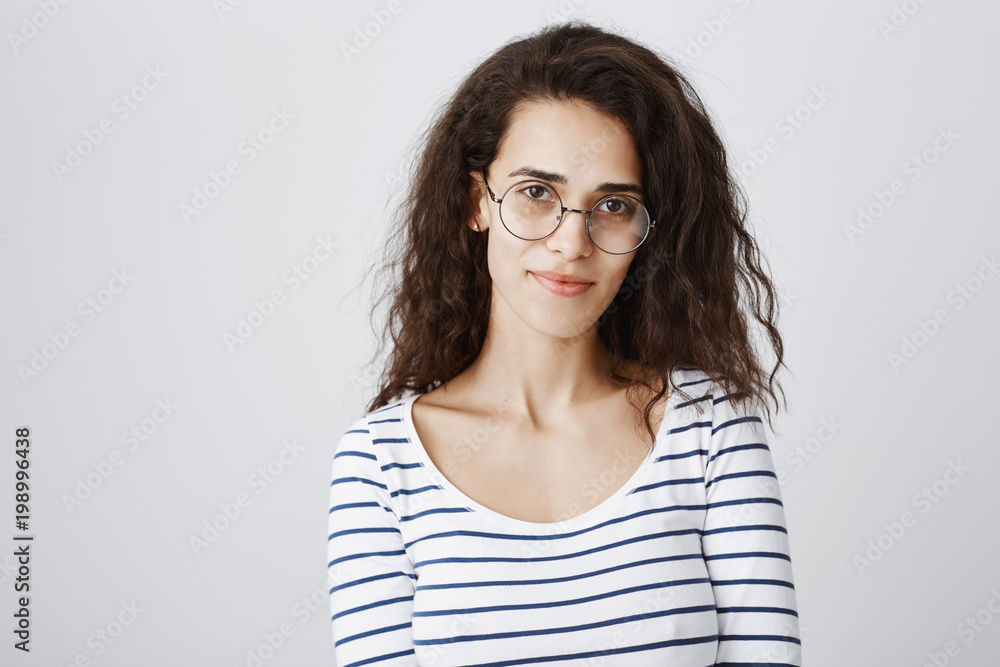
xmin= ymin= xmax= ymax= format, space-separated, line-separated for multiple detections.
xmin=482 ymin=170 xmax=655 ymax=255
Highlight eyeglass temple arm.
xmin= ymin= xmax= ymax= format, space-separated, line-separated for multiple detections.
xmin=481 ymin=169 xmax=502 ymax=204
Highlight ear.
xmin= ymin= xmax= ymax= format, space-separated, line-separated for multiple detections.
xmin=466 ymin=170 xmax=489 ymax=231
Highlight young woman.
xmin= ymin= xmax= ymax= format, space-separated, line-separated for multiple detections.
xmin=329 ymin=21 xmax=801 ymax=666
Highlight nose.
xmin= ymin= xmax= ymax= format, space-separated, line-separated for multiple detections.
xmin=548 ymin=208 xmax=593 ymax=258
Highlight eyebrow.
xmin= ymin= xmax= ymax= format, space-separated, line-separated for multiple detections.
xmin=507 ymin=166 xmax=644 ymax=197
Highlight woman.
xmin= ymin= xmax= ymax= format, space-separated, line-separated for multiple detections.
xmin=329 ymin=21 xmax=801 ymax=666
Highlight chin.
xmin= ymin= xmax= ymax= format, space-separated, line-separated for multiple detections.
xmin=526 ymin=304 xmax=601 ymax=340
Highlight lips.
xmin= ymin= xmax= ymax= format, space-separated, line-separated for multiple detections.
xmin=531 ymin=270 xmax=592 ymax=284
xmin=530 ymin=271 xmax=593 ymax=297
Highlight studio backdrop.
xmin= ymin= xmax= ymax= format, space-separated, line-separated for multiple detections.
xmin=1 ymin=1 xmax=998 ymax=665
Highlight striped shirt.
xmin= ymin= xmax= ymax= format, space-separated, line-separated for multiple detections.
xmin=328 ymin=368 xmax=801 ymax=666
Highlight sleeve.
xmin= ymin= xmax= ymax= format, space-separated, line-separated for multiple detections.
xmin=701 ymin=388 xmax=802 ymax=666
xmin=328 ymin=418 xmax=418 ymax=667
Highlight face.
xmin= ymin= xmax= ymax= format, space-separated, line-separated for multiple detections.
xmin=468 ymin=98 xmax=645 ymax=340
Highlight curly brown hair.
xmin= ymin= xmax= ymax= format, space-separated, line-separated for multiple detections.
xmin=358 ymin=20 xmax=788 ymax=443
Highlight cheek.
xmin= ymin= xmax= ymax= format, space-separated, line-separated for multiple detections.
xmin=603 ymin=260 xmax=634 ymax=290
xmin=485 ymin=233 xmax=522 ymax=289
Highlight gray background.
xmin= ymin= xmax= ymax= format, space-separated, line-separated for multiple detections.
xmin=1 ymin=1 xmax=998 ymax=665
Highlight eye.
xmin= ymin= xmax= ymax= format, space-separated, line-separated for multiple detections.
xmin=515 ymin=182 xmax=555 ymax=203
xmin=597 ymin=197 xmax=636 ymax=216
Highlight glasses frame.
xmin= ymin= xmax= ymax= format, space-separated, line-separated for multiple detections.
xmin=481 ymin=169 xmax=656 ymax=255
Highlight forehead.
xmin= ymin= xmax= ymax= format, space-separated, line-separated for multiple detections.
xmin=495 ymin=98 xmax=642 ymax=185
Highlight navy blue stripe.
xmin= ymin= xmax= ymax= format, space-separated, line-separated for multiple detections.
xmin=667 ymin=420 xmax=711 ymax=435
xmin=400 ymin=507 xmax=472 ymax=522
xmin=403 ymin=503 xmax=707 ymax=549
xmin=330 ymin=570 xmax=415 ymax=594
xmin=676 ymin=394 xmax=713 ymax=410
xmin=390 ymin=484 xmax=442 ymax=497
xmin=334 ymin=449 xmax=376 ymax=460
xmin=413 ymin=528 xmax=702 ymax=569
xmin=331 ymin=594 xmax=413 ymax=621
xmin=718 ymin=606 xmax=798 ymax=617
xmin=656 ymin=447 xmax=708 ymax=461
xmin=706 ymin=469 xmax=777 ymax=488
xmin=712 ymin=415 xmax=762 ymax=436
xmin=335 ymin=620 xmax=411 ymax=647
xmin=462 ymin=633 xmax=718 ymax=666
xmin=412 ymin=577 xmax=711 ymax=617
xmin=706 ymin=442 xmax=770 ymax=466
xmin=703 ymin=524 xmax=788 ymax=537
xmin=414 ymin=553 xmax=705 ymax=591
xmin=705 ymin=550 xmax=791 ymax=562
xmin=414 ymin=604 xmax=716 ymax=646
xmin=380 ymin=461 xmax=423 ymax=471
xmin=711 ymin=578 xmax=795 ymax=589
xmin=631 ymin=476 xmax=704 ymax=494
xmin=707 ymin=497 xmax=783 ymax=509
xmin=719 ymin=633 xmax=801 ymax=644
xmin=331 ymin=475 xmax=387 ymax=490
xmin=330 ymin=500 xmax=384 ymax=513
xmin=328 ymin=548 xmax=406 ymax=568
xmin=328 ymin=526 xmax=400 ymax=541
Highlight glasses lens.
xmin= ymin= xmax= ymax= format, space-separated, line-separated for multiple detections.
xmin=499 ymin=181 xmax=562 ymax=240
xmin=589 ymin=195 xmax=650 ymax=254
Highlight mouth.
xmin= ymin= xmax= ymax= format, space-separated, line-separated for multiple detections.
xmin=529 ymin=271 xmax=593 ymax=297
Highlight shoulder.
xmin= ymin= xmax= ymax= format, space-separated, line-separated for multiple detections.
xmin=670 ymin=367 xmax=754 ymax=409
xmin=668 ymin=367 xmax=764 ymax=438
xmin=333 ymin=398 xmax=412 ymax=463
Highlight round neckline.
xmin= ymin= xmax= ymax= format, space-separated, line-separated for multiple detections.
xmin=399 ymin=386 xmax=679 ymax=533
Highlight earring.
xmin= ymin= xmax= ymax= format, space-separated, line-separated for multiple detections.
xmin=474 ymin=223 xmax=479 ymax=231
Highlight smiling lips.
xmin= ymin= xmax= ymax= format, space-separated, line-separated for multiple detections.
xmin=530 ymin=270 xmax=593 ymax=297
